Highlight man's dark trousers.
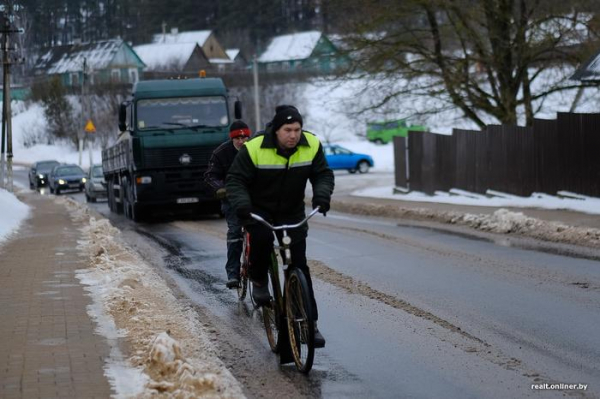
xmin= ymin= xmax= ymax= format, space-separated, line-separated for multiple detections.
xmin=222 ymin=201 xmax=243 ymax=280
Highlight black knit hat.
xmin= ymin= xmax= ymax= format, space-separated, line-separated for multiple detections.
xmin=271 ymin=105 xmax=303 ymax=133
xmin=229 ymin=120 xmax=251 ymax=138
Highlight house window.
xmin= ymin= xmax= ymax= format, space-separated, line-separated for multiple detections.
xmin=111 ymin=69 xmax=121 ymax=83
xmin=129 ymin=68 xmax=138 ymax=83
xmin=71 ymin=73 xmax=79 ymax=86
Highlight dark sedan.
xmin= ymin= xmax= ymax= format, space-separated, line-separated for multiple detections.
xmin=29 ymin=160 xmax=60 ymax=189
xmin=48 ymin=164 xmax=86 ymax=195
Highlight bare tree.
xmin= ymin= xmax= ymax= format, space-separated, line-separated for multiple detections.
xmin=334 ymin=0 xmax=600 ymax=127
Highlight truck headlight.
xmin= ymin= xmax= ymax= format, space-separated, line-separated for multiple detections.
xmin=38 ymin=174 xmax=44 ymax=178
xmin=82 ymin=177 xmax=87 ymax=183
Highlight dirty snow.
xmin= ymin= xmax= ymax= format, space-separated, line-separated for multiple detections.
xmin=0 ymin=188 xmax=30 ymax=246
xmin=59 ymin=197 xmax=245 ymax=398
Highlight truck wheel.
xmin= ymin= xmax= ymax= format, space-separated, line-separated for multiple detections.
xmin=357 ymin=161 xmax=370 ymax=174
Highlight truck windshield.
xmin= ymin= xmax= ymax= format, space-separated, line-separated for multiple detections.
xmin=136 ymin=96 xmax=229 ymax=130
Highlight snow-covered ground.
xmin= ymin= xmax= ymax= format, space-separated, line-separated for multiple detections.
xmin=0 ymin=188 xmax=30 ymax=246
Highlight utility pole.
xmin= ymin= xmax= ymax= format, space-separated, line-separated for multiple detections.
xmin=0 ymin=16 xmax=8 ymax=189
xmin=78 ymin=57 xmax=86 ymax=166
xmin=252 ymin=55 xmax=260 ymax=132
xmin=0 ymin=1 xmax=23 ymax=192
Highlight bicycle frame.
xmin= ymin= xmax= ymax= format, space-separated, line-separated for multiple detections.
xmin=249 ymin=207 xmax=321 ymax=266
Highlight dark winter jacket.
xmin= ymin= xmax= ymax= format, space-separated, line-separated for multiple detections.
xmin=204 ymin=140 xmax=239 ymax=195
xmin=225 ymin=128 xmax=334 ymax=222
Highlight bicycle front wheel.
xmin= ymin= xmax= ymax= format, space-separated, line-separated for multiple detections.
xmin=285 ymin=268 xmax=315 ymax=373
xmin=263 ymin=252 xmax=283 ymax=353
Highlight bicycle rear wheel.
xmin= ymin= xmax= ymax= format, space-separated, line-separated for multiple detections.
xmin=285 ymin=268 xmax=315 ymax=373
xmin=263 ymin=252 xmax=283 ymax=353
xmin=237 ymin=231 xmax=250 ymax=300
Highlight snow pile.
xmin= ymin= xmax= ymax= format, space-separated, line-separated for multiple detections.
xmin=58 ymin=197 xmax=245 ymax=398
xmin=356 ymin=187 xmax=600 ymax=215
xmin=333 ymin=198 xmax=600 ymax=249
xmin=460 ymin=209 xmax=538 ymax=233
xmin=146 ymin=333 xmax=219 ymax=395
xmin=0 ymin=189 xmax=30 ymax=245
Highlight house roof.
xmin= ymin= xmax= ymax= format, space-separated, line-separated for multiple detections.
xmin=35 ymin=40 xmax=137 ymax=74
xmin=134 ymin=42 xmax=199 ymax=70
xmin=571 ymin=47 xmax=600 ymax=82
xmin=226 ymin=49 xmax=240 ymax=61
xmin=152 ymin=30 xmax=212 ymax=46
xmin=258 ymin=31 xmax=322 ymax=63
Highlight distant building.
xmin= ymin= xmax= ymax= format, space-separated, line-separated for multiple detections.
xmin=133 ymin=42 xmax=210 ymax=73
xmin=152 ymin=29 xmax=232 ymax=70
xmin=257 ymin=31 xmax=346 ymax=74
xmin=34 ymin=39 xmax=145 ymax=87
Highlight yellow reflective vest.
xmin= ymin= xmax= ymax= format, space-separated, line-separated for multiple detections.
xmin=226 ymin=130 xmax=334 ymax=220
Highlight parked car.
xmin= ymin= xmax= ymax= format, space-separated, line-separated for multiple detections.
xmin=323 ymin=144 xmax=374 ymax=174
xmin=84 ymin=165 xmax=107 ymax=202
xmin=28 ymin=160 xmax=60 ymax=189
xmin=48 ymin=164 xmax=86 ymax=195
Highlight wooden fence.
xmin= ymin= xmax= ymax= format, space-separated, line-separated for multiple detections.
xmin=394 ymin=112 xmax=600 ymax=197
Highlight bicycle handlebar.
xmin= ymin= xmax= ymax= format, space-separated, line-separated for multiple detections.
xmin=249 ymin=207 xmax=321 ymax=231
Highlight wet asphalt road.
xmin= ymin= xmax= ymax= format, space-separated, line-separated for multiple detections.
xmin=14 ymin=168 xmax=600 ymax=398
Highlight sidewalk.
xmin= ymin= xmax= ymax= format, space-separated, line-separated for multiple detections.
xmin=0 ymin=192 xmax=113 ymax=398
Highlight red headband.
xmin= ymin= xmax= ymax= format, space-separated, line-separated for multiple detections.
xmin=229 ymin=128 xmax=251 ymax=138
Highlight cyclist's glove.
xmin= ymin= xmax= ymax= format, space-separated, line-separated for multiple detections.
xmin=312 ymin=199 xmax=330 ymax=216
xmin=215 ymin=187 xmax=227 ymax=200
xmin=236 ymin=206 xmax=252 ymax=224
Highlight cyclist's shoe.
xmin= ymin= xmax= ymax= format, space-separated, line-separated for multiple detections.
xmin=314 ymin=325 xmax=326 ymax=348
xmin=252 ymin=281 xmax=271 ymax=307
xmin=226 ymin=278 xmax=240 ymax=289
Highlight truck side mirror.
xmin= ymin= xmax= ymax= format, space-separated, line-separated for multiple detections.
xmin=234 ymin=100 xmax=242 ymax=120
xmin=118 ymin=102 xmax=128 ymax=132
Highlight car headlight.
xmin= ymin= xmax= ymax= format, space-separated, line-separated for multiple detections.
xmin=58 ymin=179 xmax=66 ymax=185
xmin=82 ymin=177 xmax=87 ymax=183
xmin=38 ymin=174 xmax=44 ymax=178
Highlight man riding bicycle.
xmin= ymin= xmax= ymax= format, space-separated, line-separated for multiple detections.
xmin=226 ymin=105 xmax=334 ymax=347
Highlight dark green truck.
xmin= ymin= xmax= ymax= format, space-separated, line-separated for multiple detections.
xmin=102 ymin=77 xmax=241 ymax=221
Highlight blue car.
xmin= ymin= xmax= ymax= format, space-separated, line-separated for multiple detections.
xmin=323 ymin=144 xmax=374 ymax=174
xmin=48 ymin=164 xmax=86 ymax=195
